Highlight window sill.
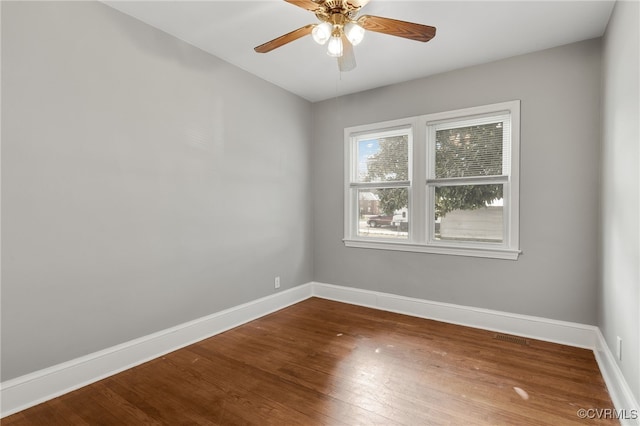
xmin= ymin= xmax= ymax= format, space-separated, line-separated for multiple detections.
xmin=343 ymin=239 xmax=521 ymax=260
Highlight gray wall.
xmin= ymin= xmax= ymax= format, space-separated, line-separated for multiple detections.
xmin=312 ymin=39 xmax=602 ymax=325
xmin=600 ymin=0 xmax=640 ymax=403
xmin=1 ymin=1 xmax=313 ymax=381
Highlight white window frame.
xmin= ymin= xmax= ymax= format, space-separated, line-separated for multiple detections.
xmin=344 ymin=101 xmax=521 ymax=260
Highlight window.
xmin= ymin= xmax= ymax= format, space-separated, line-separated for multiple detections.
xmin=344 ymin=101 xmax=520 ymax=260
xmin=350 ymin=126 xmax=412 ymax=240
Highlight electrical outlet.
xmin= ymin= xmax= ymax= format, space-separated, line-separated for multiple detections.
xmin=274 ymin=276 xmax=280 ymax=289
xmin=616 ymin=336 xmax=622 ymax=361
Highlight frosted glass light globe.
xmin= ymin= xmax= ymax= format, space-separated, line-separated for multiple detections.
xmin=344 ymin=22 xmax=365 ymax=46
xmin=312 ymin=22 xmax=333 ymax=45
xmin=327 ymin=35 xmax=343 ymax=57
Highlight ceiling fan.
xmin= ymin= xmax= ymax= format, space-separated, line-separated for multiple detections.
xmin=254 ymin=0 xmax=436 ymax=72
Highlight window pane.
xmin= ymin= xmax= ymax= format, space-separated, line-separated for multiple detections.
xmin=434 ymin=185 xmax=503 ymax=243
xmin=435 ymin=122 xmax=504 ymax=178
xmin=357 ymin=135 xmax=409 ymax=183
xmin=358 ymin=188 xmax=409 ymax=239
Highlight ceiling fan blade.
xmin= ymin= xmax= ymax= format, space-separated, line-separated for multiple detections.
xmin=338 ymin=35 xmax=356 ymax=72
xmin=284 ymin=0 xmax=324 ymax=12
xmin=358 ymin=15 xmax=436 ymax=43
xmin=254 ymin=24 xmax=315 ymax=53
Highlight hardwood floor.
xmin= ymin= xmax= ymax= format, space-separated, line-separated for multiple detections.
xmin=3 ymin=297 xmax=616 ymax=425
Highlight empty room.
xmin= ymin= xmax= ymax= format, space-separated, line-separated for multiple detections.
xmin=1 ymin=0 xmax=638 ymax=424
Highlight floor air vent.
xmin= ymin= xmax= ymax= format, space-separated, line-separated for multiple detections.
xmin=494 ymin=333 xmax=529 ymax=345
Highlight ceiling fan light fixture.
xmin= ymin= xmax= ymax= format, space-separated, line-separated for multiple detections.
xmin=311 ymin=22 xmax=333 ymax=45
xmin=327 ymin=34 xmax=343 ymax=57
xmin=344 ymin=22 xmax=365 ymax=46
xmin=254 ymin=0 xmax=437 ymax=72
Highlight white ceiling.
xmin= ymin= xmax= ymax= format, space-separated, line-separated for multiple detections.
xmin=104 ymin=0 xmax=615 ymax=102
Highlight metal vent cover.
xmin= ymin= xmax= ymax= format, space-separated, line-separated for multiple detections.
xmin=494 ymin=333 xmax=529 ymax=345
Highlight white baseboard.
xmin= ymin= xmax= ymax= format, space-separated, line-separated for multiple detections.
xmin=594 ymin=329 xmax=640 ymax=425
xmin=311 ymin=282 xmax=598 ymax=348
xmin=2 ymin=281 xmax=637 ymax=424
xmin=0 ymin=283 xmax=313 ymax=418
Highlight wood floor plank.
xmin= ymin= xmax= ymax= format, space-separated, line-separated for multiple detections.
xmin=2 ymin=297 xmax=617 ymax=425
